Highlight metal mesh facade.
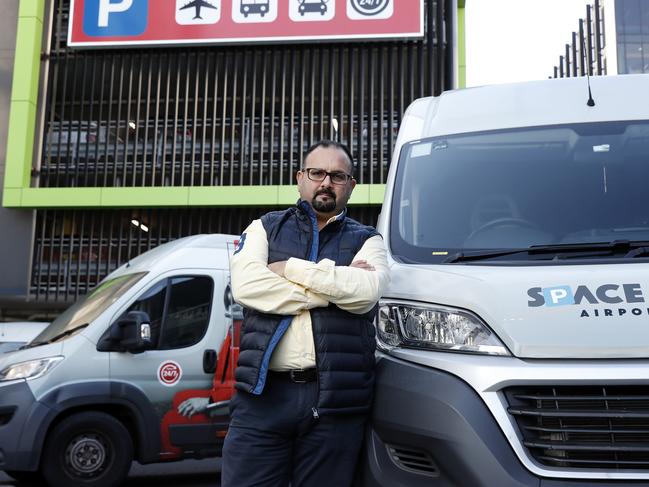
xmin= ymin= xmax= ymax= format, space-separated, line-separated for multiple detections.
xmin=615 ymin=0 xmax=649 ymax=74
xmin=32 ymin=0 xmax=454 ymax=305
xmin=41 ymin=0 xmax=452 ymax=188
xmin=32 ymin=206 xmax=381 ymax=304
xmin=551 ymin=0 xmax=607 ymax=78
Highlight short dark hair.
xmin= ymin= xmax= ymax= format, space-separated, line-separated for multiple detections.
xmin=303 ymin=140 xmax=354 ymax=176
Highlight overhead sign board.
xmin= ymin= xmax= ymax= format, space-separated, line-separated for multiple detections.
xmin=68 ymin=0 xmax=424 ymax=48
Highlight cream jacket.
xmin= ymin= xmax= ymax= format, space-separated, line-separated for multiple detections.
xmin=231 ymin=217 xmax=390 ymax=370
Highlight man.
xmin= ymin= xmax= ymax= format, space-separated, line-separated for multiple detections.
xmin=222 ymin=140 xmax=389 ymax=487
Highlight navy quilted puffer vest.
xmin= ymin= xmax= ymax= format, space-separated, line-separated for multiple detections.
xmin=234 ymin=200 xmax=379 ymax=415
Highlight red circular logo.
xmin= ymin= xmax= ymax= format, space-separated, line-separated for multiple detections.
xmin=158 ymin=361 xmax=182 ymax=386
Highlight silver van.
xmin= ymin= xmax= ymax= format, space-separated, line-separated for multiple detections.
xmin=0 ymin=234 xmax=241 ymax=487
xmin=363 ymin=74 xmax=649 ymax=486
xmin=0 ymin=322 xmax=48 ymax=353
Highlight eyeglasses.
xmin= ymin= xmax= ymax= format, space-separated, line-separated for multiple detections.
xmin=302 ymin=168 xmax=353 ymax=185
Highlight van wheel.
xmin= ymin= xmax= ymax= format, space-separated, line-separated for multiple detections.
xmin=41 ymin=412 xmax=133 ymax=487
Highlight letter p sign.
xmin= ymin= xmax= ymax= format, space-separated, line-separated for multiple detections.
xmin=98 ymin=0 xmax=133 ymax=26
xmin=83 ymin=0 xmax=148 ymax=37
xmin=542 ymin=285 xmax=574 ymax=307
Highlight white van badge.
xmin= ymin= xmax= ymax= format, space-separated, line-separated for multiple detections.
xmin=158 ymin=361 xmax=183 ymax=387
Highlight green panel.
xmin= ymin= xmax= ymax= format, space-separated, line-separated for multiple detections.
xmin=278 ymin=186 xmax=299 ymax=205
xmin=1 ymin=189 xmax=22 ymax=207
xmin=2 ymin=184 xmax=387 ymax=208
xmin=20 ymin=187 xmax=102 ymax=207
xmin=18 ymin=0 xmax=45 ymax=21
xmin=12 ymin=17 xmax=43 ymax=103
xmin=457 ymin=6 xmax=466 ymax=89
xmin=3 ymin=0 xmax=45 ymax=208
xmin=368 ymin=184 xmax=386 ymax=204
xmin=189 ymin=186 xmax=282 ymax=206
xmin=348 ymin=184 xmax=369 ymax=204
xmin=4 ymin=101 xmax=36 ymax=188
xmin=101 ymin=188 xmax=190 ymax=207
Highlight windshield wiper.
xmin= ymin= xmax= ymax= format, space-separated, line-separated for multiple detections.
xmin=625 ymin=246 xmax=649 ymax=258
xmin=26 ymin=323 xmax=89 ymax=348
xmin=444 ymin=240 xmax=649 ymax=263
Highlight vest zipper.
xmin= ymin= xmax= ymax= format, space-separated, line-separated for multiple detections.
xmin=303 ymin=201 xmax=321 ymax=419
xmin=312 ymin=331 xmax=321 ymax=420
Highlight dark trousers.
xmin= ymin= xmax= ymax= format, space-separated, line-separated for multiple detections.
xmin=221 ymin=374 xmax=367 ymax=487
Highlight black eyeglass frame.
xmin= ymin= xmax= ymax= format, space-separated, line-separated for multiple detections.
xmin=301 ymin=168 xmax=354 ymax=185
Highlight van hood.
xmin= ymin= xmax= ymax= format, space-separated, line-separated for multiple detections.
xmin=0 ymin=342 xmax=64 ymax=372
xmin=385 ymin=262 xmax=649 ymax=359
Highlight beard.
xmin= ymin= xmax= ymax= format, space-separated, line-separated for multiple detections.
xmin=311 ymin=189 xmax=337 ymax=213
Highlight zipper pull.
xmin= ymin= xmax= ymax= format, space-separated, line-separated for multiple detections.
xmin=312 ymin=407 xmax=320 ymax=419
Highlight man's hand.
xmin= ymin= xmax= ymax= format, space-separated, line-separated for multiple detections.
xmin=268 ymin=261 xmax=287 ymax=277
xmin=350 ymin=260 xmax=375 ymax=271
xmin=177 ymin=397 xmax=210 ymax=418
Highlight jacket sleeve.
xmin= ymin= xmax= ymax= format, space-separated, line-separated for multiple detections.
xmin=283 ymin=235 xmax=390 ymax=315
xmin=231 ymin=219 xmax=329 ymax=315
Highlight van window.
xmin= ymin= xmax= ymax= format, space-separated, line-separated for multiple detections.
xmin=390 ymin=120 xmax=649 ymax=263
xmin=126 ymin=276 xmax=213 ymax=350
xmin=33 ymin=272 xmax=147 ymax=345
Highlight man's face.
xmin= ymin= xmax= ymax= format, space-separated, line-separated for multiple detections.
xmin=297 ymin=146 xmax=356 ymax=217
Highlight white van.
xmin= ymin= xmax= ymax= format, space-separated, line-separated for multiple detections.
xmin=0 ymin=234 xmax=242 ymax=487
xmin=363 ymin=74 xmax=649 ymax=486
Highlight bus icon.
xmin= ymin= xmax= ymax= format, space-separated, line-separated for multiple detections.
xmin=240 ymin=0 xmax=269 ymax=17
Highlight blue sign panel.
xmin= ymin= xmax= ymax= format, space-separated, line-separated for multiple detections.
xmin=83 ymin=0 xmax=148 ymax=37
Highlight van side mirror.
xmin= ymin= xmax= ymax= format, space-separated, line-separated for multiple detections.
xmin=98 ymin=311 xmax=153 ymax=353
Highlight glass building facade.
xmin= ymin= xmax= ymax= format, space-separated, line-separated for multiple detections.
xmin=616 ymin=0 xmax=649 ymax=74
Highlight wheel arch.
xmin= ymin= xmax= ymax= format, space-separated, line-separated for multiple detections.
xmin=24 ymin=381 xmax=161 ymax=468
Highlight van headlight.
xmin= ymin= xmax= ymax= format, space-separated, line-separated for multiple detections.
xmin=377 ymin=301 xmax=510 ymax=356
xmin=0 ymin=356 xmax=64 ymax=382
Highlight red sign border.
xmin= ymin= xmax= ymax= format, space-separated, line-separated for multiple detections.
xmin=68 ymin=0 xmax=424 ymax=48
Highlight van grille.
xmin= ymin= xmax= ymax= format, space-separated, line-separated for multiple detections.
xmin=386 ymin=444 xmax=438 ymax=476
xmin=505 ymin=386 xmax=649 ymax=469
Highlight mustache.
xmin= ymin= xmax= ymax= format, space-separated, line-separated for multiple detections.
xmin=315 ymin=189 xmax=336 ymax=199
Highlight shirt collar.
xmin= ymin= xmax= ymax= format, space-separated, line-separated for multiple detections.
xmin=326 ymin=209 xmax=347 ymax=225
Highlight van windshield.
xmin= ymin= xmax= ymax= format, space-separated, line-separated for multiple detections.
xmin=31 ymin=272 xmax=147 ymax=345
xmin=390 ymin=120 xmax=649 ymax=263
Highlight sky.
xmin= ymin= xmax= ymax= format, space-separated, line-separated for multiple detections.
xmin=465 ymin=0 xmax=593 ymax=86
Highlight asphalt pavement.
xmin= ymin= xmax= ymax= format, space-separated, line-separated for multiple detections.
xmin=0 ymin=458 xmax=221 ymax=486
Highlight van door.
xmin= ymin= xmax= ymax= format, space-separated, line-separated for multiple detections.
xmin=107 ymin=270 xmax=229 ymax=460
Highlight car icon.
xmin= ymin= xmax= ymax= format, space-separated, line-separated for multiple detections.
xmin=298 ymin=0 xmax=328 ymax=15
xmin=241 ymin=0 xmax=269 ymax=17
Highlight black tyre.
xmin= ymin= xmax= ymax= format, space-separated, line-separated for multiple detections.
xmin=4 ymin=470 xmax=44 ymax=485
xmin=41 ymin=412 xmax=134 ymax=487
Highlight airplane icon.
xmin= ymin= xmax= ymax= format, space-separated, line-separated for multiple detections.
xmin=179 ymin=0 xmax=218 ymax=19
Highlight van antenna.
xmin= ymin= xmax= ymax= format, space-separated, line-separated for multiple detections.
xmin=580 ymin=34 xmax=596 ymax=107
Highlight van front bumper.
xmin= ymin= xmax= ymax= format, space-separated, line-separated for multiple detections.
xmin=361 ymin=354 xmax=646 ymax=487
xmin=0 ymin=380 xmax=49 ymax=471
